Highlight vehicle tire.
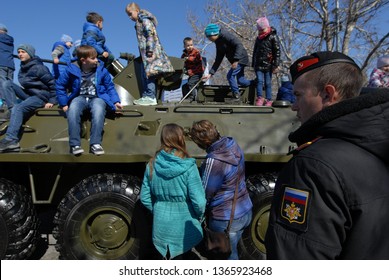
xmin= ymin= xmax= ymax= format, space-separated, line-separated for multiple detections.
xmin=239 ymin=173 xmax=277 ymax=260
xmin=0 ymin=178 xmax=40 ymax=260
xmin=53 ymin=173 xmax=153 ymax=260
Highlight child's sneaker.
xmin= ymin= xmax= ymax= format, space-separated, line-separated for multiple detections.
xmin=264 ymin=100 xmax=273 ymax=107
xmin=232 ymin=92 xmax=241 ymax=99
xmin=0 ymin=138 xmax=20 ymax=153
xmin=90 ymin=144 xmax=105 ymax=155
xmin=71 ymin=146 xmax=84 ymax=155
xmin=133 ymin=96 xmax=157 ymax=106
xmin=255 ymin=97 xmax=264 ymax=106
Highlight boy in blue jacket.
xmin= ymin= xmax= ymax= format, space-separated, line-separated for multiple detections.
xmin=81 ymin=12 xmax=114 ymax=69
xmin=56 ymin=45 xmax=122 ymax=156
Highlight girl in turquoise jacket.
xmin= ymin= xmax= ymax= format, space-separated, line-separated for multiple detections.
xmin=140 ymin=123 xmax=206 ymax=259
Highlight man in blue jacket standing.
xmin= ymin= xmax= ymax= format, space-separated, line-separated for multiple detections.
xmin=0 ymin=44 xmax=56 ymax=152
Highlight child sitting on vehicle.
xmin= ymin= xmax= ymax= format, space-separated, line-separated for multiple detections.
xmin=55 ymin=45 xmax=122 ymax=156
xmin=0 ymin=44 xmax=56 ymax=152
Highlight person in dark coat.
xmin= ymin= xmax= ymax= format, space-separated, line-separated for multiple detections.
xmin=252 ymin=17 xmax=280 ymax=106
xmin=0 ymin=44 xmax=56 ymax=152
xmin=265 ymin=51 xmax=389 ymax=259
xmin=0 ymin=23 xmax=15 ymax=109
xmin=202 ymin=24 xmax=254 ymax=100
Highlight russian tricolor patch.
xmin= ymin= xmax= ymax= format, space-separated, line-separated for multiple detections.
xmin=281 ymin=187 xmax=310 ymax=226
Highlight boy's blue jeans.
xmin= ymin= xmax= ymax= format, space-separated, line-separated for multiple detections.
xmin=227 ymin=64 xmax=252 ymax=94
xmin=209 ymin=210 xmax=252 ymax=260
xmin=67 ymin=96 xmax=106 ymax=147
xmin=256 ymin=70 xmax=273 ymax=100
xmin=1 ymin=80 xmax=45 ymax=141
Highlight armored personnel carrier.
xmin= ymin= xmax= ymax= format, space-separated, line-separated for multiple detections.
xmin=0 ymin=55 xmax=298 ymax=260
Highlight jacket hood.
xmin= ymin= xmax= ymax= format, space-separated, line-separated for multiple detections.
xmin=0 ymin=33 xmax=13 ymax=45
xmin=138 ymin=9 xmax=158 ymax=27
xmin=83 ymin=22 xmax=100 ymax=33
xmin=153 ymin=150 xmax=196 ymax=179
xmin=289 ymin=89 xmax=389 ymax=163
xmin=206 ymin=136 xmax=242 ymax=166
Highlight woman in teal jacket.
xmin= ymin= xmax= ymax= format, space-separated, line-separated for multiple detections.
xmin=140 ymin=123 xmax=206 ymax=259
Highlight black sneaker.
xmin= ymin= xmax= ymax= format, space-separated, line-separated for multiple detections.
xmin=71 ymin=146 xmax=84 ymax=155
xmin=232 ymin=92 xmax=241 ymax=99
xmin=90 ymin=144 xmax=105 ymax=155
xmin=0 ymin=138 xmax=20 ymax=153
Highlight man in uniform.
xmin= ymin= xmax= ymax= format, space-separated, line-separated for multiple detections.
xmin=265 ymin=51 xmax=389 ymax=259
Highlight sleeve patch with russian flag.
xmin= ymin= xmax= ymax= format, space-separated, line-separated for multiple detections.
xmin=279 ymin=186 xmax=310 ymax=232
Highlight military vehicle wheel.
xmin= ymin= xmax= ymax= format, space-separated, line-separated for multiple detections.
xmin=0 ymin=178 xmax=40 ymax=260
xmin=53 ymin=173 xmax=144 ymax=260
xmin=239 ymin=173 xmax=277 ymax=260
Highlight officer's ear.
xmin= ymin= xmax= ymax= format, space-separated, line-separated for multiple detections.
xmin=321 ymin=84 xmax=340 ymax=106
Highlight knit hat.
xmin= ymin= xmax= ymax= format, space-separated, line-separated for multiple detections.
xmin=17 ymin=44 xmax=36 ymax=58
xmin=377 ymin=55 xmax=389 ymax=68
xmin=73 ymin=39 xmax=81 ymax=48
xmin=256 ymin=17 xmax=270 ymax=31
xmin=290 ymin=51 xmax=360 ymax=83
xmin=204 ymin=24 xmax=220 ymax=36
xmin=0 ymin=23 xmax=7 ymax=32
xmin=61 ymin=34 xmax=73 ymax=43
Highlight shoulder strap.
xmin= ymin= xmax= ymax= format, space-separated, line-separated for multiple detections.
xmin=226 ymin=168 xmax=241 ymax=233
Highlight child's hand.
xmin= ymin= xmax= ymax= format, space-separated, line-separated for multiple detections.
xmin=115 ymin=102 xmax=123 ymax=110
xmin=202 ymin=74 xmax=212 ymax=81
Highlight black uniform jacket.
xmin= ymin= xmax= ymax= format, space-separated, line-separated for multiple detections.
xmin=266 ymin=89 xmax=389 ymax=259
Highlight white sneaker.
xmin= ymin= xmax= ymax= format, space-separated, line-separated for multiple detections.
xmin=133 ymin=96 xmax=157 ymax=106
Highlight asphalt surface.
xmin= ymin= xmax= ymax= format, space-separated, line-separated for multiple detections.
xmin=38 ymin=234 xmax=60 ymax=260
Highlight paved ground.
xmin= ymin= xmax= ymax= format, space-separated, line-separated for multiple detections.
xmin=39 ymin=235 xmax=59 ymax=260
xmin=29 ymin=234 xmax=59 ymax=260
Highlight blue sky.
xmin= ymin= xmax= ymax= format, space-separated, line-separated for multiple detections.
xmin=1 ymin=0 xmax=208 ymax=70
